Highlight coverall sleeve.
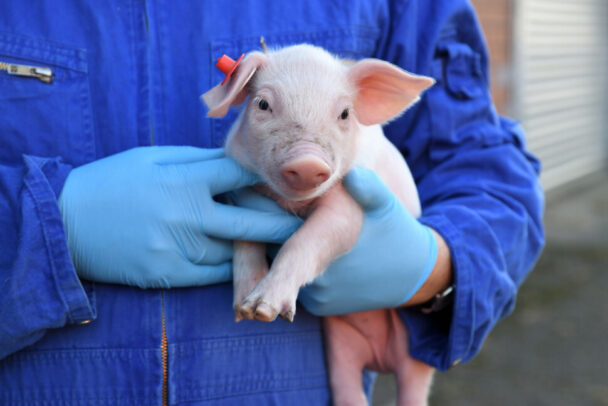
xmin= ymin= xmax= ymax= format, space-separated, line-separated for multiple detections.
xmin=0 ymin=155 xmax=95 ymax=360
xmin=382 ymin=0 xmax=545 ymax=371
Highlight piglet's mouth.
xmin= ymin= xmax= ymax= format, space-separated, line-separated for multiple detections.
xmin=281 ymin=186 xmax=326 ymax=201
xmin=253 ymin=182 xmax=325 ymax=206
xmin=266 ymin=174 xmax=335 ymax=202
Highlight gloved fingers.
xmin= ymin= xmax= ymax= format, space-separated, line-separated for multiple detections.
xmin=228 ymin=187 xmax=286 ymax=213
xmin=184 ymin=236 xmax=234 ymax=265
xmin=297 ymin=288 xmax=322 ymax=315
xmin=151 ymin=146 xmax=226 ymax=165
xmin=187 ymin=157 xmax=261 ymax=195
xmin=205 ymin=203 xmax=302 ymax=243
xmin=343 ymin=165 xmax=394 ymax=212
xmin=166 ymin=260 xmax=233 ymax=287
xmin=299 ymin=284 xmax=341 ymax=316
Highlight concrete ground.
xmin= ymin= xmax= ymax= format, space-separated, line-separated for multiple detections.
xmin=372 ymin=171 xmax=608 ymax=406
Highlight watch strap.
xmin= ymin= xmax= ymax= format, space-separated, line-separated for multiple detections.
xmin=420 ymin=285 xmax=454 ymax=314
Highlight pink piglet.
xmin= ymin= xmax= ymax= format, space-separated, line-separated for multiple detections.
xmin=203 ymin=44 xmax=435 ymax=406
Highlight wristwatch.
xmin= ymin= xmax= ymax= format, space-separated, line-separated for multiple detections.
xmin=420 ymin=284 xmax=454 ymax=314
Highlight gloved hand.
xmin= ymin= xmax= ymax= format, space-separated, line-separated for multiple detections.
xmin=58 ymin=146 xmax=302 ymax=288
xmin=298 ymin=166 xmax=438 ymax=315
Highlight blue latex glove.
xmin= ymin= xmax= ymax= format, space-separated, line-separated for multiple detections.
xmin=299 ymin=166 xmax=438 ymax=315
xmin=231 ymin=166 xmax=438 ymax=315
xmin=58 ymin=146 xmax=301 ymax=288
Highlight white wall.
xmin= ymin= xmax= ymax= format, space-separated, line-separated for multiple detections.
xmin=513 ymin=0 xmax=608 ymax=190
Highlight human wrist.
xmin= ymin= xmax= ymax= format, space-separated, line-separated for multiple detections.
xmin=402 ymin=227 xmax=453 ymax=306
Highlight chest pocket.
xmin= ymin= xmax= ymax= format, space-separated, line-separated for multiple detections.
xmin=207 ymin=28 xmax=380 ymax=147
xmin=0 ymin=33 xmax=94 ymax=166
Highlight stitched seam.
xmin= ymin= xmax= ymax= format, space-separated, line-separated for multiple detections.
xmin=0 ymin=32 xmax=87 ymax=72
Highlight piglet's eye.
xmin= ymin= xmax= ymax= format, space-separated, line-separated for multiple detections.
xmin=340 ymin=108 xmax=349 ymax=120
xmin=258 ymin=98 xmax=270 ymax=111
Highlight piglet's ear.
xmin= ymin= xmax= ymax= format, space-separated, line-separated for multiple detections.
xmin=348 ymin=59 xmax=435 ymax=125
xmin=202 ymin=52 xmax=268 ymax=117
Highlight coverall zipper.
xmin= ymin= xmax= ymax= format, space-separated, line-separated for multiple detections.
xmin=161 ymin=293 xmax=168 ymax=406
xmin=0 ymin=61 xmax=53 ymax=83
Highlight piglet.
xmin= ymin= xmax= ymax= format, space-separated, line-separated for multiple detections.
xmin=203 ymin=44 xmax=435 ymax=406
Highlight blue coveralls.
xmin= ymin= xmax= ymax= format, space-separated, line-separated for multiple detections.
xmin=0 ymin=1 xmax=544 ymax=404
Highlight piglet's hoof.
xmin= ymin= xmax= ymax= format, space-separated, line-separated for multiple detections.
xmin=236 ymin=296 xmax=296 ymax=323
xmin=279 ymin=309 xmax=295 ymax=323
xmin=254 ymin=302 xmax=278 ymax=322
xmin=233 ymin=309 xmax=245 ymax=323
xmin=236 ymin=299 xmax=279 ymax=322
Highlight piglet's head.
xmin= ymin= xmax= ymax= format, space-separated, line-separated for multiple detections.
xmin=202 ymin=44 xmax=434 ymax=201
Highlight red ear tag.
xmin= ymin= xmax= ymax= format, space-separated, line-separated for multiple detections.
xmin=216 ymin=53 xmax=245 ymax=85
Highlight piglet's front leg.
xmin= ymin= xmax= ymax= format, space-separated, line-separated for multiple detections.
xmin=238 ymin=184 xmax=363 ymax=323
xmin=233 ymin=241 xmax=269 ymax=322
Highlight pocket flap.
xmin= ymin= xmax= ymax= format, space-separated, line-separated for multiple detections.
xmin=435 ymin=41 xmax=484 ymax=99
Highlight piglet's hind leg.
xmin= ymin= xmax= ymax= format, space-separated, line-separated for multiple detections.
xmin=323 ymin=316 xmax=369 ymax=406
xmin=325 ymin=310 xmax=434 ymax=406
xmin=395 ymin=353 xmax=434 ymax=406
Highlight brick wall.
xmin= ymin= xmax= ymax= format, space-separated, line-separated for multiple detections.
xmin=470 ymin=0 xmax=512 ymax=115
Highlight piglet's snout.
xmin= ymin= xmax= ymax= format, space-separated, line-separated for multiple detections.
xmin=281 ymin=155 xmax=330 ymax=190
